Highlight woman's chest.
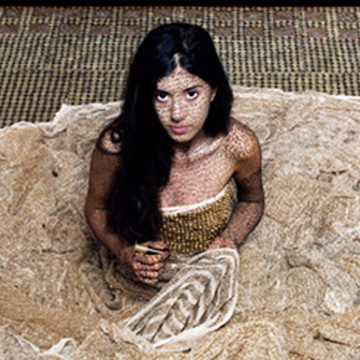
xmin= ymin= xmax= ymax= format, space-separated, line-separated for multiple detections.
xmin=159 ymin=150 xmax=236 ymax=208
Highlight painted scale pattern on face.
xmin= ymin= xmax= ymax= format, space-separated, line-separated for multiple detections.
xmin=154 ymin=66 xmax=216 ymax=145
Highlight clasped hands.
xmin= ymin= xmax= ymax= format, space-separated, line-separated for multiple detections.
xmin=124 ymin=237 xmax=237 ymax=286
xmin=122 ymin=241 xmax=170 ymax=286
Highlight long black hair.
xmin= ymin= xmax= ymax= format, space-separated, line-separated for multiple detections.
xmin=104 ymin=23 xmax=233 ymax=244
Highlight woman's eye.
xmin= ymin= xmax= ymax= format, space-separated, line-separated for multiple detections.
xmin=186 ymin=90 xmax=198 ymax=100
xmin=155 ymin=92 xmax=168 ymax=102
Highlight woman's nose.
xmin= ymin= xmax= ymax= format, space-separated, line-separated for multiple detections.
xmin=171 ymin=97 xmax=185 ymax=122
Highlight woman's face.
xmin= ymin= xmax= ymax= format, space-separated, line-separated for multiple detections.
xmin=154 ymin=66 xmax=216 ymax=144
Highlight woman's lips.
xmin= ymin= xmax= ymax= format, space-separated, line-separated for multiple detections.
xmin=170 ymin=126 xmax=190 ymax=134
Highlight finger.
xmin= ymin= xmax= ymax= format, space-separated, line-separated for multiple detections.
xmin=137 ymin=270 xmax=159 ymax=279
xmin=135 ymin=252 xmax=170 ymax=265
xmin=207 ymin=242 xmax=220 ymax=250
xmin=140 ymin=277 xmax=158 ymax=286
xmin=134 ymin=271 xmax=158 ymax=286
xmin=133 ymin=261 xmax=163 ymax=271
xmin=208 ymin=245 xmax=220 ymax=251
xmin=135 ymin=272 xmax=160 ymax=286
xmin=148 ymin=241 xmax=171 ymax=251
xmin=140 ymin=241 xmax=171 ymax=251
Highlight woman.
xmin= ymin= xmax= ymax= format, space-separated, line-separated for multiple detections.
xmin=85 ymin=23 xmax=264 ymax=288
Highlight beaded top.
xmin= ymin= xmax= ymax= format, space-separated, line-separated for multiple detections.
xmin=157 ymin=179 xmax=238 ymax=254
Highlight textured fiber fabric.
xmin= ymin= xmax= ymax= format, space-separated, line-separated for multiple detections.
xmin=1 ymin=86 xmax=360 ymax=359
xmin=1 ymin=6 xmax=360 ymax=127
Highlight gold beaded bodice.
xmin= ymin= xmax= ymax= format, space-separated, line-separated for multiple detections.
xmin=157 ymin=179 xmax=237 ymax=253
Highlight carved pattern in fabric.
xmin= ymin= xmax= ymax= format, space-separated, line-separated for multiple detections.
xmin=126 ymin=249 xmax=239 ymax=348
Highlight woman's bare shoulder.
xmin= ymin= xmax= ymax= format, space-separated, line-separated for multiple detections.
xmin=97 ymin=122 xmax=123 ymax=155
xmin=224 ymin=117 xmax=260 ymax=160
xmin=88 ymin=124 xmax=123 ymax=205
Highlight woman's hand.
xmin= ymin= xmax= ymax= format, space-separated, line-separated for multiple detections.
xmin=123 ymin=241 xmax=171 ymax=286
xmin=207 ymin=237 xmax=237 ymax=251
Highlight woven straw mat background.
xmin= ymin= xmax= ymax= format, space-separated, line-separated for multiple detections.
xmin=1 ymin=6 xmax=360 ymax=127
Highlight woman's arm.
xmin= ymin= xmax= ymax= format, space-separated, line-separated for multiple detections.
xmin=85 ymin=136 xmax=134 ymax=265
xmin=85 ymin=132 xmax=169 ymax=285
xmin=208 ymin=122 xmax=264 ymax=250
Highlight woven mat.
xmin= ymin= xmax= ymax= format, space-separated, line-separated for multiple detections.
xmin=1 ymin=6 xmax=360 ymax=127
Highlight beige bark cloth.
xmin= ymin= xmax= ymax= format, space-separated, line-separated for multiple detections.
xmin=1 ymin=86 xmax=360 ymax=359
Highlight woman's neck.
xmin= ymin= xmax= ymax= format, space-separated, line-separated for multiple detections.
xmin=172 ymin=130 xmax=224 ymax=163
